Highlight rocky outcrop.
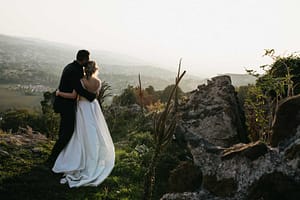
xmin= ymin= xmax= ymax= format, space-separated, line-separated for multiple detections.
xmin=161 ymin=76 xmax=300 ymax=200
xmin=271 ymin=94 xmax=300 ymax=147
xmin=178 ymin=75 xmax=248 ymax=148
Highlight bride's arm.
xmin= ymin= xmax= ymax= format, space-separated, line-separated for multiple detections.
xmin=56 ymin=89 xmax=77 ymax=99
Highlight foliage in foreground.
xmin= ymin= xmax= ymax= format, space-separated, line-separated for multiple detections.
xmin=242 ymin=49 xmax=300 ymax=143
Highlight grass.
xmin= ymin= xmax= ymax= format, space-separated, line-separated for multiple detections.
xmin=0 ymin=130 xmax=147 ymax=200
xmin=0 ymin=85 xmax=42 ymax=111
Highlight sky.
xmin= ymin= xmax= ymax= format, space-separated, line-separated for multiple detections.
xmin=0 ymin=0 xmax=299 ymax=78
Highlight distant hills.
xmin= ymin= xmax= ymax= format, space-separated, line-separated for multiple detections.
xmin=222 ymin=73 xmax=257 ymax=87
xmin=0 ymin=34 xmax=204 ymax=94
xmin=0 ymin=34 xmax=257 ymax=96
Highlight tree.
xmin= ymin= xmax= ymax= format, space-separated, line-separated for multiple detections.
xmin=1 ymin=109 xmax=39 ymax=132
xmin=244 ymin=49 xmax=300 ymax=142
xmin=112 ymin=85 xmax=137 ymax=106
xmin=268 ymin=53 xmax=300 ymax=95
xmin=160 ymin=84 xmax=184 ymax=103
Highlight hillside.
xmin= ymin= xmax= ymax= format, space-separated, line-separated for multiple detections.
xmin=0 ymin=34 xmax=258 ymax=110
xmin=0 ymin=34 xmax=203 ymax=93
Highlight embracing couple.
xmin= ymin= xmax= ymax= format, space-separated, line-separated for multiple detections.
xmin=46 ymin=50 xmax=115 ymax=188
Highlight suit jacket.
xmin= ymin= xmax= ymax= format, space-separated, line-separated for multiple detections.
xmin=53 ymin=61 xmax=96 ymax=113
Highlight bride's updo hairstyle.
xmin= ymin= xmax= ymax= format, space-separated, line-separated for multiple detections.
xmin=85 ymin=60 xmax=99 ymax=79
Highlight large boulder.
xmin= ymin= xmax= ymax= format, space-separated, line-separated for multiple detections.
xmin=161 ymin=76 xmax=300 ymax=200
xmin=178 ymin=75 xmax=248 ymax=148
xmin=162 ymin=131 xmax=300 ymax=199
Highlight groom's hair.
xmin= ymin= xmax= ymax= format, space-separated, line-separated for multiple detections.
xmin=76 ymin=50 xmax=90 ymax=61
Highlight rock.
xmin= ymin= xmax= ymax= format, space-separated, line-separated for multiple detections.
xmin=247 ymin=172 xmax=300 ymax=200
xmin=168 ymin=161 xmax=202 ymax=193
xmin=221 ymin=141 xmax=268 ymax=161
xmin=161 ymin=75 xmax=300 ymax=200
xmin=285 ymin=139 xmax=300 ymax=160
xmin=161 ymin=190 xmax=224 ymax=200
xmin=187 ymin=132 xmax=299 ymax=198
xmin=284 ymin=138 xmax=300 ymax=170
xmin=161 ymin=192 xmax=200 ymax=200
xmin=178 ymin=75 xmax=247 ymax=148
xmin=271 ymin=94 xmax=300 ymax=147
xmin=202 ymin=175 xmax=237 ymax=197
xmin=162 ymin=132 xmax=300 ymax=199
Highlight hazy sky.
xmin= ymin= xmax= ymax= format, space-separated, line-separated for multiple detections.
xmin=0 ymin=0 xmax=299 ymax=77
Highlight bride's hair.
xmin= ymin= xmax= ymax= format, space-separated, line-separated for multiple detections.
xmin=85 ymin=60 xmax=99 ymax=79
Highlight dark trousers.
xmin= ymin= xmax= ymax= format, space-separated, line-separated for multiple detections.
xmin=48 ymin=107 xmax=76 ymax=164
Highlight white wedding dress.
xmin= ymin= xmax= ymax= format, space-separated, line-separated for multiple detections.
xmin=52 ymin=80 xmax=115 ymax=188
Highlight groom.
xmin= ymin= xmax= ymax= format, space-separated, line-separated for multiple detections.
xmin=47 ymin=50 xmax=97 ymax=166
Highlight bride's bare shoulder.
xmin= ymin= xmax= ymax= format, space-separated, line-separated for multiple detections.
xmin=91 ymin=77 xmax=101 ymax=85
xmin=81 ymin=76 xmax=100 ymax=91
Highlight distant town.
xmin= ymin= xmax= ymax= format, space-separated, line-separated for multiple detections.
xmin=6 ymin=84 xmax=54 ymax=95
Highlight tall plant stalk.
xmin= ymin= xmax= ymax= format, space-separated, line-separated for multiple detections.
xmin=143 ymin=64 xmax=186 ymax=200
xmin=174 ymin=58 xmax=182 ymax=112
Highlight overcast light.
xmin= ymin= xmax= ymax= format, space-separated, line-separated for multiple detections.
xmin=0 ymin=0 xmax=299 ymax=77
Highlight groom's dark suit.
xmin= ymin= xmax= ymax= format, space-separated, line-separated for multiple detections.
xmin=49 ymin=60 xmax=96 ymax=164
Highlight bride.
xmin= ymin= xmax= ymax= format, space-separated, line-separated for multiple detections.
xmin=52 ymin=60 xmax=115 ymax=188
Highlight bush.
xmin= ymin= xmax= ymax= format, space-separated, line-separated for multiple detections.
xmin=1 ymin=109 xmax=40 ymax=132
